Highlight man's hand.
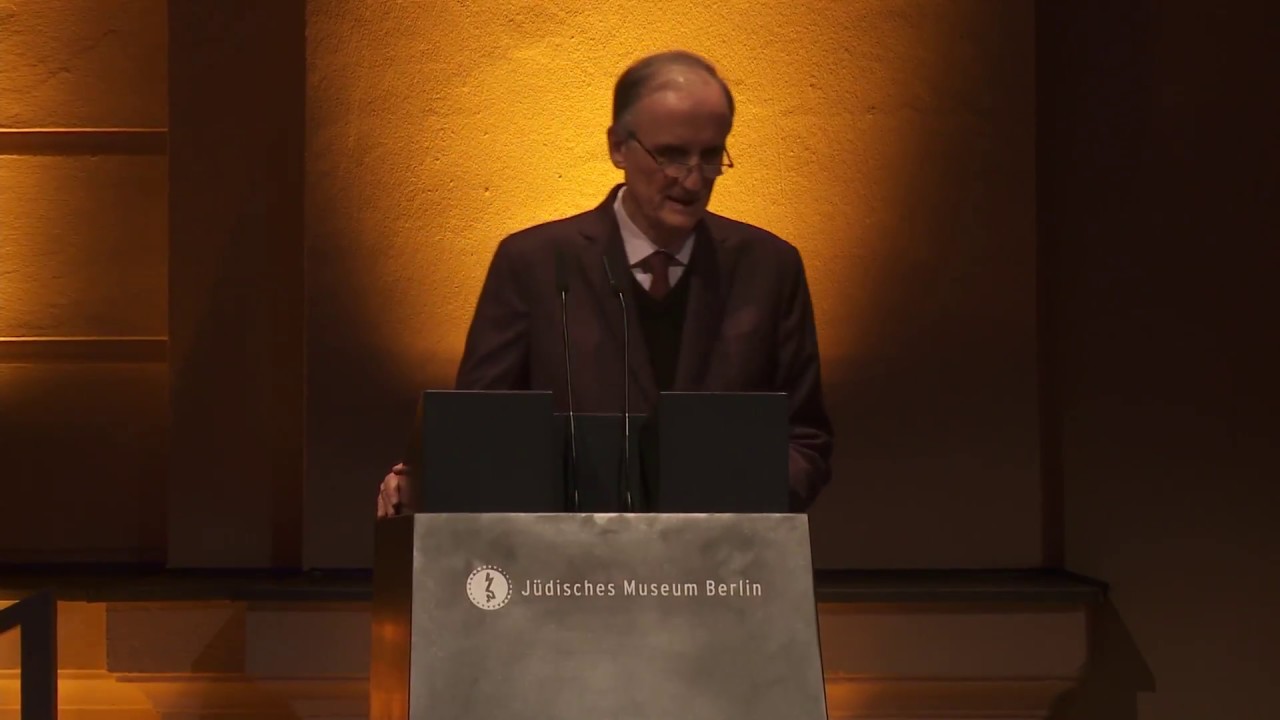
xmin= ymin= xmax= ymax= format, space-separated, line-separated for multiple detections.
xmin=376 ymin=463 xmax=412 ymax=518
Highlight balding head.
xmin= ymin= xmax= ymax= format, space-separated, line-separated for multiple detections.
xmin=611 ymin=51 xmax=735 ymax=131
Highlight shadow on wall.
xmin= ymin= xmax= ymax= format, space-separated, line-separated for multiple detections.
xmin=304 ymin=137 xmax=427 ymax=568
xmin=1039 ymin=1 xmax=1280 ymax=717
xmin=167 ymin=0 xmax=307 ymax=568
xmin=807 ymin=0 xmax=1040 ymax=569
xmin=1049 ymin=602 xmax=1155 ymax=720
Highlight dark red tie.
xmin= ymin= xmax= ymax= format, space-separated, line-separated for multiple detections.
xmin=641 ymin=251 xmax=674 ymax=299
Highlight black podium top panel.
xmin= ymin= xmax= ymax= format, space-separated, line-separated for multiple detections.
xmin=656 ymin=391 xmax=789 ymax=513
xmin=411 ymin=390 xmax=790 ymax=514
xmin=411 ymin=390 xmax=561 ymax=513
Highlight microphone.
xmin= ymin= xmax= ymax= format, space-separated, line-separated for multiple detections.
xmin=601 ymin=255 xmax=634 ymax=511
xmin=556 ymin=251 xmax=580 ymax=511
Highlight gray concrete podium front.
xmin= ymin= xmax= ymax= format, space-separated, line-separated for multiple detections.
xmin=371 ymin=513 xmax=827 ymax=719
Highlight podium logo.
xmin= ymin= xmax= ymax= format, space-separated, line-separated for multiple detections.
xmin=466 ymin=565 xmax=512 ymax=610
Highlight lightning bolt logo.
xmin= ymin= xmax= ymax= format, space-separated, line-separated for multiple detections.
xmin=467 ymin=565 xmax=510 ymax=610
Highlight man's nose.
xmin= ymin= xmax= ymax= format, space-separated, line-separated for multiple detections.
xmin=679 ymin=167 xmax=707 ymax=192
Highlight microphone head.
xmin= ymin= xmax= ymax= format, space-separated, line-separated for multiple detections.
xmin=601 ymin=254 xmax=619 ymax=291
xmin=555 ymin=250 xmax=569 ymax=293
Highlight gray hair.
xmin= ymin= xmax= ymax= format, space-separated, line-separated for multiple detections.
xmin=611 ymin=50 xmax=735 ymax=129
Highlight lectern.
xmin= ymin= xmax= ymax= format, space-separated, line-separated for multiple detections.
xmin=372 ymin=391 xmax=827 ymax=719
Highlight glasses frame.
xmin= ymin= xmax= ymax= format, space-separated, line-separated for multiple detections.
xmin=627 ymin=132 xmax=734 ymax=179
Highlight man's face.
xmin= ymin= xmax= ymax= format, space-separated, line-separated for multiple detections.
xmin=609 ymin=71 xmax=733 ymax=246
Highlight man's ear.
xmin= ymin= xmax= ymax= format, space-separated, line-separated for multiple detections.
xmin=607 ymin=125 xmax=627 ymax=169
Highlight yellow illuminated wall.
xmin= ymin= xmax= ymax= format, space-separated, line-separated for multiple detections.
xmin=308 ymin=0 xmax=963 ymax=384
xmin=0 ymin=0 xmax=167 ymax=338
xmin=0 ymin=0 xmax=168 ymax=562
xmin=309 ymin=0 xmax=1039 ymax=569
xmin=1 ymin=0 xmax=1040 ymax=569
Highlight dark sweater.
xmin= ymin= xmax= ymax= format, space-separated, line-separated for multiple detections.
xmin=631 ymin=271 xmax=692 ymax=391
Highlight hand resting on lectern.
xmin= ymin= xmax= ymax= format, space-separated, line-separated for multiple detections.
xmin=376 ymin=462 xmax=412 ymax=518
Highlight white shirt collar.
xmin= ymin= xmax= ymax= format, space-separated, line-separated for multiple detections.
xmin=613 ymin=186 xmax=695 ymax=267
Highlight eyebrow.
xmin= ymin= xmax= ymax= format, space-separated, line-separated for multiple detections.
xmin=654 ymin=143 xmax=726 ymax=158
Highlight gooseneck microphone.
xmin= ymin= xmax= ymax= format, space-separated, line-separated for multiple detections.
xmin=555 ymin=251 xmax=580 ymax=511
xmin=601 ymin=255 xmax=634 ymax=511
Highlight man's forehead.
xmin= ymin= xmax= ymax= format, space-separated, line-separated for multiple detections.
xmin=648 ymin=65 xmax=721 ymax=92
xmin=642 ymin=68 xmax=728 ymax=107
xmin=627 ymin=81 xmax=732 ymax=140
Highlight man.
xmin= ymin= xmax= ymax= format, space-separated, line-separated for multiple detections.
xmin=377 ymin=50 xmax=831 ymax=517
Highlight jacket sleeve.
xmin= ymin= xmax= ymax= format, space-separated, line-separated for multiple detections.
xmin=774 ymin=246 xmax=834 ymax=511
xmin=454 ymin=236 xmax=531 ymax=391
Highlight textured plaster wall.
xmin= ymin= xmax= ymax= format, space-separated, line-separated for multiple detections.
xmin=307 ymin=0 xmax=1034 ymax=378
xmin=0 ymin=0 xmax=168 ymax=336
xmin=0 ymin=0 xmax=1040 ymax=569
xmin=0 ymin=0 xmax=168 ymax=561
xmin=0 ymin=156 xmax=167 ymax=338
xmin=306 ymin=0 xmax=1038 ymax=568
xmin=0 ymin=0 xmax=167 ymax=128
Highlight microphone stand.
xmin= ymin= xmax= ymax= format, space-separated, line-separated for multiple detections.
xmin=556 ymin=252 xmax=580 ymax=511
xmin=602 ymin=255 xmax=634 ymax=511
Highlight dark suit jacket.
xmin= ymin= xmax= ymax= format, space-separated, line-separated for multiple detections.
xmin=455 ymin=185 xmax=833 ymax=510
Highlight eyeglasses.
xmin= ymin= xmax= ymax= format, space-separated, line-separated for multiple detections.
xmin=628 ymin=132 xmax=734 ymax=178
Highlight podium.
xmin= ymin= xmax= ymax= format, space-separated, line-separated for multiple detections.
xmin=372 ymin=391 xmax=827 ymax=719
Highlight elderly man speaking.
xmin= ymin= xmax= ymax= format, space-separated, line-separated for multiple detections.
xmin=378 ymin=51 xmax=832 ymax=517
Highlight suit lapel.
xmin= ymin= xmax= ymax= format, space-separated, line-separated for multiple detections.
xmin=575 ymin=188 xmax=659 ymax=408
xmin=672 ymin=224 xmax=727 ymax=390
